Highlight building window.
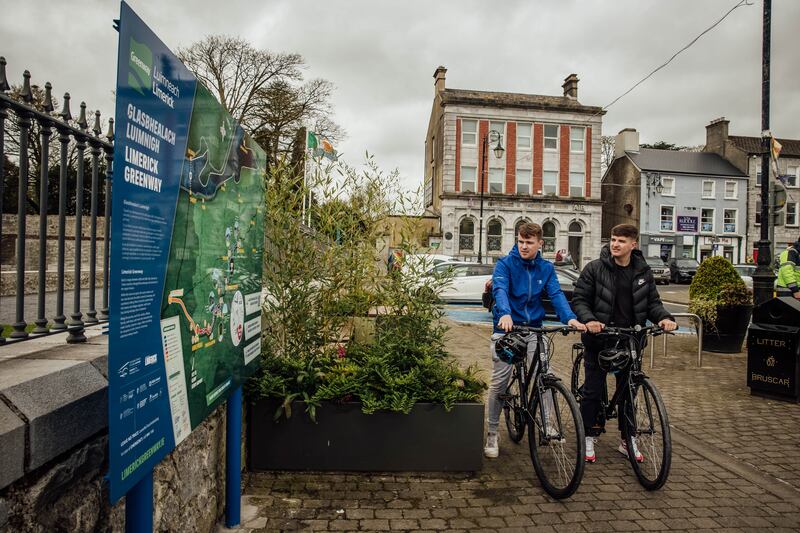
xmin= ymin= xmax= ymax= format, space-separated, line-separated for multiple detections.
xmin=787 ymin=166 xmax=798 ymax=188
xmin=459 ymin=218 xmax=475 ymax=252
xmin=514 ymin=218 xmax=530 ymax=236
xmin=756 ymin=170 xmax=762 ymax=185
xmin=660 ymin=206 xmax=675 ymax=232
xmin=661 ymin=177 xmax=675 ymax=196
xmin=787 ymin=202 xmax=799 ymax=227
xmin=517 ymin=123 xmax=531 ymax=150
xmin=460 ymin=166 xmax=477 ymax=193
xmin=570 ymin=126 xmax=585 ymax=152
xmin=543 ymin=170 xmax=558 ymax=195
xmin=489 ymin=168 xmax=504 ymax=193
xmin=702 ymin=180 xmax=715 ymax=199
xmin=569 ymin=172 xmax=585 ymax=197
xmin=490 ymin=121 xmax=505 ymax=146
xmin=723 ymin=209 xmax=737 ymax=233
xmin=542 ymin=221 xmax=556 ymax=253
xmin=755 ymin=199 xmax=761 ymax=225
xmin=724 ymin=180 xmax=738 ymax=199
xmin=701 ymin=208 xmax=714 ymax=232
xmin=461 ymin=119 xmax=477 ymax=145
xmin=569 ymin=221 xmax=582 ymax=233
xmin=516 ymin=169 xmax=531 ymax=194
xmin=682 ymin=245 xmax=695 ymax=259
xmin=544 ymin=124 xmax=559 ymax=150
xmin=487 ymin=219 xmax=503 ymax=252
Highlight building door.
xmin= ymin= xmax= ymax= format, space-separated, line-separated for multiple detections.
xmin=700 ymin=249 xmax=712 ymax=262
xmin=567 ymin=222 xmax=583 ymax=268
xmin=723 ymin=246 xmax=734 ymax=263
xmin=659 ymin=244 xmax=673 ymax=262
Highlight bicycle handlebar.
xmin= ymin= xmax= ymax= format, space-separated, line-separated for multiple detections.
xmin=597 ymin=324 xmax=671 ymax=336
xmin=511 ymin=325 xmax=578 ymax=335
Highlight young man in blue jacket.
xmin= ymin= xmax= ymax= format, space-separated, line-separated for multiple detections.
xmin=484 ymin=222 xmax=585 ymax=458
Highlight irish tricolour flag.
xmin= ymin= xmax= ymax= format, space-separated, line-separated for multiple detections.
xmin=307 ymin=131 xmax=337 ymax=161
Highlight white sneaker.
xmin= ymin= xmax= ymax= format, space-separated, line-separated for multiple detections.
xmin=619 ymin=438 xmax=644 ymax=462
xmin=484 ymin=432 xmax=499 ymax=458
xmin=585 ymin=437 xmax=596 ymax=463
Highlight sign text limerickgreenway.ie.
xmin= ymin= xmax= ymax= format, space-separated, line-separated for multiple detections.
xmin=120 ymin=437 xmax=165 ymax=480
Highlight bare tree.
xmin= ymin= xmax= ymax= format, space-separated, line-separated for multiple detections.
xmin=177 ymin=35 xmax=342 ymax=167
xmin=600 ymin=135 xmax=615 ymax=175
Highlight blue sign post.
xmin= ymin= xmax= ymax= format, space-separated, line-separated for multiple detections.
xmin=109 ymin=2 xmax=265 ymax=528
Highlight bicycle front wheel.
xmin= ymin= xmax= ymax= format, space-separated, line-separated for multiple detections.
xmin=503 ymin=367 xmax=525 ymax=443
xmin=528 ymin=379 xmax=585 ymax=499
xmin=625 ymin=378 xmax=672 ymax=490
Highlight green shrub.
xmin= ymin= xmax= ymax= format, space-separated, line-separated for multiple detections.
xmin=688 ymin=256 xmax=752 ymax=330
xmin=251 ymin=156 xmax=486 ymax=420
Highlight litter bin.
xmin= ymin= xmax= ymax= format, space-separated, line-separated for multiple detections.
xmin=746 ymin=297 xmax=800 ymax=402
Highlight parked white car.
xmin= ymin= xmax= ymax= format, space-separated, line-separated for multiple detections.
xmin=426 ymin=261 xmax=495 ymax=303
xmin=732 ymin=264 xmax=756 ymax=289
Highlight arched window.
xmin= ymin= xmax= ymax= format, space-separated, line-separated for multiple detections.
xmin=514 ymin=218 xmax=530 ymax=236
xmin=487 ymin=220 xmax=503 ymax=252
xmin=569 ymin=221 xmax=583 ymax=233
xmin=542 ymin=221 xmax=556 ymax=253
xmin=459 ymin=218 xmax=475 ymax=252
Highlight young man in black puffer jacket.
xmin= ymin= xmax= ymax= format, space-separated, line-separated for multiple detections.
xmin=571 ymin=224 xmax=677 ymax=463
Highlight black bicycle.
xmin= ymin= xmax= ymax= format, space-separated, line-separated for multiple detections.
xmin=570 ymin=325 xmax=672 ymax=490
xmin=499 ymin=325 xmax=585 ymax=499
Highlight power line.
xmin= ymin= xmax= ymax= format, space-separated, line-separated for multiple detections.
xmin=598 ymin=0 xmax=753 ymax=115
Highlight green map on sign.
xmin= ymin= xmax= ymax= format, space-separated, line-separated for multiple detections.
xmin=161 ymin=83 xmax=265 ymax=428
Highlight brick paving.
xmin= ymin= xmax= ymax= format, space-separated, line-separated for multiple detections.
xmin=241 ymin=320 xmax=800 ymax=532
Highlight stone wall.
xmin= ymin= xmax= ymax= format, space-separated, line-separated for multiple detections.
xmin=0 ymin=334 xmax=238 ymax=533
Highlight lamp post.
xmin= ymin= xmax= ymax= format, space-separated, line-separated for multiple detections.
xmin=753 ymin=0 xmax=776 ymax=306
xmin=477 ymin=129 xmax=505 ymax=263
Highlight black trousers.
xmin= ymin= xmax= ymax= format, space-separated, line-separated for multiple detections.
xmin=579 ymin=346 xmax=634 ymax=438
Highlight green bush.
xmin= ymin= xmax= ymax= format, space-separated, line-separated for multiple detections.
xmin=251 ymin=156 xmax=486 ymax=420
xmin=688 ymin=256 xmax=752 ymax=330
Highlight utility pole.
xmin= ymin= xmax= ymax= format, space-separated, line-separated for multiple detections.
xmin=752 ymin=0 xmax=775 ymax=306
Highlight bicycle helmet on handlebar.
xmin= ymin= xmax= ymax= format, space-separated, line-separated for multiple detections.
xmin=495 ymin=333 xmax=528 ymax=364
xmin=597 ymin=346 xmax=631 ymax=373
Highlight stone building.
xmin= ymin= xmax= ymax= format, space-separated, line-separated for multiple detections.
xmin=603 ymin=128 xmax=749 ymax=263
xmin=703 ymin=118 xmax=800 ymax=260
xmin=423 ymin=67 xmax=604 ymax=268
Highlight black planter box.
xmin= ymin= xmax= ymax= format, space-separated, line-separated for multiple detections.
xmin=702 ymin=304 xmax=753 ymax=353
xmin=249 ymin=399 xmax=484 ymax=472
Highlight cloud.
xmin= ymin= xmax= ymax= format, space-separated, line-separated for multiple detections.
xmin=2 ymin=0 xmax=797 ymax=192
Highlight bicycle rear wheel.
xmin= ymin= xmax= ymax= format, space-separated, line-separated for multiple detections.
xmin=503 ymin=367 xmax=525 ymax=443
xmin=528 ymin=379 xmax=585 ymax=499
xmin=624 ymin=378 xmax=671 ymax=490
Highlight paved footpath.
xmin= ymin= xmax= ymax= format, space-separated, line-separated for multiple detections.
xmin=238 ymin=320 xmax=800 ymax=532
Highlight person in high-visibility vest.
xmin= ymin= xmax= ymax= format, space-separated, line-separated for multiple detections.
xmin=776 ymin=235 xmax=800 ymax=299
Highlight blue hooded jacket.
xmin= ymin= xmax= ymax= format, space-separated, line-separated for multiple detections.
xmin=491 ymin=245 xmax=576 ymax=333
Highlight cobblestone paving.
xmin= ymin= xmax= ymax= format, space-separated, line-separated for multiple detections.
xmin=243 ymin=321 xmax=800 ymax=532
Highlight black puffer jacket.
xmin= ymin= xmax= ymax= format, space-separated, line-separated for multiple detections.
xmin=572 ymin=246 xmax=673 ymax=331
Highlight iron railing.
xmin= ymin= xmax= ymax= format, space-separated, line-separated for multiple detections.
xmin=0 ymin=56 xmax=113 ymax=344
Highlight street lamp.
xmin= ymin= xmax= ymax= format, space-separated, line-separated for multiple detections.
xmin=478 ymin=129 xmax=505 ymax=264
xmin=647 ymin=172 xmax=664 ymax=195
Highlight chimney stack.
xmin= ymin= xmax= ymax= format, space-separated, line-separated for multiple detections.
xmin=562 ymin=74 xmax=579 ymax=99
xmin=433 ymin=66 xmax=447 ymax=94
xmin=705 ymin=117 xmax=729 ymax=155
xmin=614 ymin=128 xmax=639 ymax=158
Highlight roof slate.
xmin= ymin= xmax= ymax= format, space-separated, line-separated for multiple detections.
xmin=441 ymin=88 xmax=604 ymax=115
xmin=728 ymin=135 xmax=800 ymax=157
xmin=626 ymin=148 xmax=747 ymax=177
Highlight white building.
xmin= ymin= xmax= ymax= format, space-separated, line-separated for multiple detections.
xmin=423 ymin=67 xmax=604 ymax=268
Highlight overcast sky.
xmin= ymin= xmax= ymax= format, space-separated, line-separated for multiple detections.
xmin=2 ymin=0 xmax=798 ymax=190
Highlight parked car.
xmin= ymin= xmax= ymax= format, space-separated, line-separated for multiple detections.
xmin=426 ymin=261 xmax=495 ymax=303
xmin=397 ymin=253 xmax=453 ymax=274
xmin=732 ymin=264 xmax=756 ymax=289
xmin=481 ymin=266 xmax=577 ymax=318
xmin=645 ymin=256 xmax=670 ymax=285
xmin=668 ymin=258 xmax=700 ymax=284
